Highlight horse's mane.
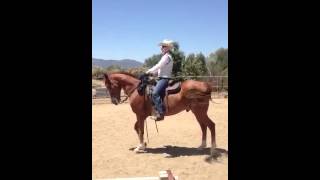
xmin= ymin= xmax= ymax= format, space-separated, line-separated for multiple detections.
xmin=109 ymin=71 xmax=138 ymax=79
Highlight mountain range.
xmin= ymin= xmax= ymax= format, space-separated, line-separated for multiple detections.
xmin=92 ymin=58 xmax=143 ymax=69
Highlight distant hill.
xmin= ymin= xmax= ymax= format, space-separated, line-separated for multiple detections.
xmin=92 ymin=58 xmax=143 ymax=69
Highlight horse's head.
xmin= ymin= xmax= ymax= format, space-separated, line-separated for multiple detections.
xmin=103 ymin=73 xmax=122 ymax=105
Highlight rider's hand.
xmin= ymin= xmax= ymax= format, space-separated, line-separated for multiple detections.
xmin=145 ymin=72 xmax=153 ymax=76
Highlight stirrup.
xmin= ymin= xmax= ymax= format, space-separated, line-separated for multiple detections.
xmin=150 ymin=113 xmax=164 ymax=121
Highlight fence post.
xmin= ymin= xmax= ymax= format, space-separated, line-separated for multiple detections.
xmin=217 ymin=76 xmax=219 ymax=98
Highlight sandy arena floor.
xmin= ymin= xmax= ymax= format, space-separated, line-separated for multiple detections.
xmin=93 ymin=98 xmax=228 ymax=180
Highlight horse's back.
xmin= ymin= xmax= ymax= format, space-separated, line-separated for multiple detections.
xmin=180 ymin=80 xmax=212 ymax=99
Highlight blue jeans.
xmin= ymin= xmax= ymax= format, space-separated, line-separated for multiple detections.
xmin=152 ymin=78 xmax=169 ymax=115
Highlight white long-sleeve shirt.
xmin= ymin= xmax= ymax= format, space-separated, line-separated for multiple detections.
xmin=146 ymin=53 xmax=173 ymax=78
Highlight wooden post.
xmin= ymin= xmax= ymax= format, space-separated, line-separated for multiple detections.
xmin=159 ymin=170 xmax=176 ymax=180
xmin=95 ymin=170 xmax=178 ymax=180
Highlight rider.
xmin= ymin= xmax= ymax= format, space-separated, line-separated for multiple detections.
xmin=146 ymin=39 xmax=174 ymax=121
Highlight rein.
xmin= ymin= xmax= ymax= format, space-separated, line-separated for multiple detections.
xmin=118 ymin=85 xmax=139 ymax=104
xmin=117 ymin=76 xmax=159 ymax=144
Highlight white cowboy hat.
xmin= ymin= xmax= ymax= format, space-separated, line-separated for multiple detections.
xmin=158 ymin=39 xmax=174 ymax=48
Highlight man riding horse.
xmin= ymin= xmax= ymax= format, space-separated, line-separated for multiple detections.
xmin=146 ymin=39 xmax=175 ymax=121
xmin=103 ymin=41 xmax=217 ymax=156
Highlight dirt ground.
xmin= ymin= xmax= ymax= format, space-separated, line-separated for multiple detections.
xmin=93 ymin=98 xmax=228 ymax=180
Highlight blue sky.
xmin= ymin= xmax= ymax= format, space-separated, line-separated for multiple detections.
xmin=92 ymin=0 xmax=228 ymax=62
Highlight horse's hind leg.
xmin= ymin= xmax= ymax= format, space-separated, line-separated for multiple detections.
xmin=191 ymin=103 xmax=216 ymax=155
xmin=195 ymin=118 xmax=207 ymax=149
xmin=133 ymin=114 xmax=147 ymax=152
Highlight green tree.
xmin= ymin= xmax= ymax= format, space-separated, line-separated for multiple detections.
xmin=105 ymin=65 xmax=122 ymax=72
xmin=182 ymin=53 xmax=196 ymax=76
xmin=215 ymin=48 xmax=228 ymax=70
xmin=206 ymin=48 xmax=228 ymax=91
xmin=195 ymin=53 xmax=208 ymax=75
xmin=206 ymin=48 xmax=228 ymax=76
xmin=182 ymin=53 xmax=208 ymax=79
xmin=127 ymin=67 xmax=148 ymax=77
xmin=144 ymin=54 xmax=162 ymax=68
xmin=169 ymin=46 xmax=185 ymax=77
xmin=92 ymin=67 xmax=105 ymax=79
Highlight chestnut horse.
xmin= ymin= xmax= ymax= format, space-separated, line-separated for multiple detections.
xmin=103 ymin=72 xmax=217 ymax=156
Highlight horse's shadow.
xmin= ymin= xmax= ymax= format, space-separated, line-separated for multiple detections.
xmin=129 ymin=145 xmax=228 ymax=162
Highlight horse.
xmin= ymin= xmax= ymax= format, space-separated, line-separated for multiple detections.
xmin=103 ymin=71 xmax=217 ymax=156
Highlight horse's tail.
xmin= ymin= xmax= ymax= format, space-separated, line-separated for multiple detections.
xmin=209 ymin=95 xmax=220 ymax=104
xmin=184 ymin=91 xmax=220 ymax=104
xmin=184 ymin=90 xmax=211 ymax=99
xmin=207 ymin=85 xmax=221 ymax=104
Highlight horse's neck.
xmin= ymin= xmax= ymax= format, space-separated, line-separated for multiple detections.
xmin=117 ymin=76 xmax=139 ymax=96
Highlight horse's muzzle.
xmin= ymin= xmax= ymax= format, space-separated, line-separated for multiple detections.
xmin=111 ymin=97 xmax=119 ymax=105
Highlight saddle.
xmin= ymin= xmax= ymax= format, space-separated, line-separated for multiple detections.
xmin=166 ymin=80 xmax=181 ymax=95
xmin=137 ymin=74 xmax=181 ymax=96
xmin=137 ymin=74 xmax=182 ymax=119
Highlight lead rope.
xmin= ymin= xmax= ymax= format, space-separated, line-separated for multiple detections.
xmin=155 ymin=119 xmax=159 ymax=133
xmin=144 ymin=91 xmax=150 ymax=143
xmin=151 ymin=86 xmax=159 ymax=134
xmin=145 ymin=117 xmax=149 ymax=144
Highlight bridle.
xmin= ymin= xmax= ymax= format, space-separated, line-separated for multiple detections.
xmin=118 ymin=85 xmax=139 ymax=104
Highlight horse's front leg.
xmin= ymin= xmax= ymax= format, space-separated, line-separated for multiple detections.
xmin=134 ymin=114 xmax=147 ymax=152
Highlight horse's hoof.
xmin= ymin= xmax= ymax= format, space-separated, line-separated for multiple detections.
xmin=133 ymin=148 xmax=141 ymax=153
xmin=197 ymin=143 xmax=207 ymax=150
xmin=197 ymin=146 xmax=206 ymax=150
xmin=133 ymin=143 xmax=146 ymax=153
xmin=211 ymin=148 xmax=218 ymax=155
xmin=134 ymin=148 xmax=146 ymax=153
